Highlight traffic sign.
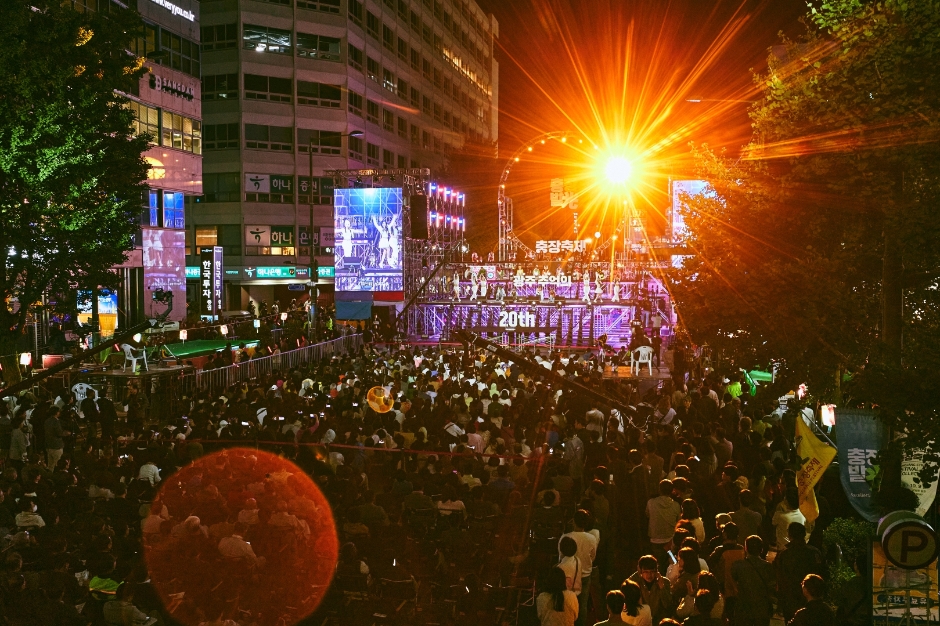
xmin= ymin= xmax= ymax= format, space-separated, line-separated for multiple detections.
xmin=288 ymin=284 xmax=305 ymax=291
xmin=880 ymin=511 xmax=940 ymax=569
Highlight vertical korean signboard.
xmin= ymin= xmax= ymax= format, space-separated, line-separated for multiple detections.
xmin=199 ymin=246 xmax=223 ymax=320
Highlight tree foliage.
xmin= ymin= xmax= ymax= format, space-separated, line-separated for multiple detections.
xmin=0 ymin=0 xmax=148 ymax=377
xmin=670 ymin=1 xmax=940 ymax=466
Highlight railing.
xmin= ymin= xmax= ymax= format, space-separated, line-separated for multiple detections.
xmin=188 ymin=333 xmax=363 ymax=394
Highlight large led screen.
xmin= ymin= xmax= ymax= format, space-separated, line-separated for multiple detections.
xmin=334 ymin=187 xmax=403 ymax=292
xmin=143 ymin=227 xmax=186 ymax=321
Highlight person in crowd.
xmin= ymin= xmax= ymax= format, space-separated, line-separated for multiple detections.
xmin=0 ymin=333 xmax=851 ymax=626
xmin=537 ymin=566 xmax=580 ymax=626
xmin=619 ymin=579 xmax=652 ymax=626
xmin=729 ymin=489 xmax=762 ymax=540
xmin=626 ymin=555 xmax=673 ymax=626
xmin=679 ymin=499 xmax=705 ymax=543
xmin=731 ymin=535 xmax=775 ymax=626
xmin=646 ymin=480 xmax=681 ymax=572
xmin=559 ymin=509 xmax=598 ymax=626
xmin=787 ymin=574 xmax=834 ymax=625
xmin=773 ymin=489 xmax=807 ymax=551
xmin=775 ymin=522 xmax=825 ymax=622
xmin=592 ymin=589 xmax=626 ymax=625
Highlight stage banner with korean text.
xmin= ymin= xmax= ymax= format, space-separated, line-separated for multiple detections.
xmin=795 ymin=416 xmax=836 ymax=523
xmin=836 ymin=408 xmax=889 ymax=522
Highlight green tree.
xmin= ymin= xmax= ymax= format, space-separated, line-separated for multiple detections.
xmin=671 ymin=0 xmax=940 ymax=470
xmin=0 ymin=0 xmax=148 ymax=383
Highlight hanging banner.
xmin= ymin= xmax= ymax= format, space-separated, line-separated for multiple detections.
xmin=836 ymin=408 xmax=889 ymax=522
xmin=795 ymin=416 xmax=836 ymax=523
xmin=199 ymin=246 xmax=223 ymax=321
xmin=901 ymin=448 xmax=939 ymax=518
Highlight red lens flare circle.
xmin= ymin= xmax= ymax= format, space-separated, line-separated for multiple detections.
xmin=144 ymin=448 xmax=338 ymax=626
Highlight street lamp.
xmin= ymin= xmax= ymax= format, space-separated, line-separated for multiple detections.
xmin=307 ymin=129 xmax=363 ymax=339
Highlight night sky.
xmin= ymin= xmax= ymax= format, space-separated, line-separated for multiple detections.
xmin=457 ymin=0 xmax=809 ymax=251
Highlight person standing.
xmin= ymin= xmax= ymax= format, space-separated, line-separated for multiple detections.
xmin=8 ymin=417 xmax=29 ymax=471
xmin=626 ymin=556 xmax=672 ymax=626
xmin=775 ymin=523 xmax=824 ymax=623
xmin=787 ymin=575 xmax=833 ymax=625
xmin=731 ymin=535 xmax=775 ymax=626
xmin=44 ymin=408 xmax=70 ymax=470
xmin=537 ymin=567 xmax=580 ymax=626
xmin=559 ymin=510 xmax=598 ymax=626
xmin=646 ymin=480 xmax=681 ymax=573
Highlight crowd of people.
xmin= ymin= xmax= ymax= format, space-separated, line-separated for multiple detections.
xmin=0 ymin=333 xmax=869 ymax=625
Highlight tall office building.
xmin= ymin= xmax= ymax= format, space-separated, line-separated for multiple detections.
xmin=190 ymin=0 xmax=498 ymax=310
xmin=72 ymin=0 xmax=201 ymax=330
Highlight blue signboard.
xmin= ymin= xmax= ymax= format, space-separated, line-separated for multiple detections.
xmin=334 ymin=187 xmax=403 ymax=292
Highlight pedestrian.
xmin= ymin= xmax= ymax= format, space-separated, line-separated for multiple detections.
xmin=537 ymin=567 xmax=579 ymax=626
xmin=731 ymin=535 xmax=775 ymax=626
xmin=44 ymin=407 xmax=70 ymax=470
xmin=626 ymin=556 xmax=672 ymax=626
xmin=787 ymin=574 xmax=833 ymax=625
xmin=620 ymin=579 xmax=652 ymax=626
xmin=646 ymin=480 xmax=681 ymax=572
xmin=775 ymin=523 xmax=824 ymax=622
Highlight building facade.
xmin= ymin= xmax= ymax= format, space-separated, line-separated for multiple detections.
xmin=107 ymin=0 xmax=203 ymax=328
xmin=189 ymin=0 xmax=498 ymax=312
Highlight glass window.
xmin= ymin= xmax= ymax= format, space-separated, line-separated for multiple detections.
xmin=383 ymin=24 xmax=395 ymax=50
xmin=243 ymin=24 xmax=292 ymax=55
xmin=367 ymin=57 xmax=380 ymax=82
xmin=196 ymin=227 xmax=218 ymax=246
xmin=349 ymin=135 xmax=363 ymax=161
xmin=297 ymin=33 xmax=340 ymax=60
xmin=203 ymin=123 xmax=239 ymax=150
xmin=201 ymin=24 xmax=237 ymax=51
xmin=200 ymin=174 xmax=240 ymax=202
xmin=127 ymin=101 xmax=159 ymax=142
xmin=160 ymin=111 xmax=202 ymax=154
xmin=348 ymin=90 xmax=364 ymax=116
xmin=163 ymin=191 xmax=185 ymax=229
xmin=383 ymin=108 xmax=394 ymax=132
xmin=383 ymin=69 xmax=396 ymax=93
xmin=382 ymin=149 xmax=394 ymax=167
xmin=203 ymin=74 xmax=238 ymax=100
xmin=367 ymin=100 xmax=379 ymax=125
xmin=366 ymin=11 xmax=380 ymax=39
xmin=297 ymin=81 xmax=342 ymax=108
xmin=297 ymin=0 xmax=340 ymax=12
xmin=298 ymin=129 xmax=342 ymax=155
xmin=366 ymin=142 xmax=379 ymax=166
xmin=349 ymin=0 xmax=363 ymax=25
xmin=244 ymin=74 xmax=292 ymax=102
xmin=348 ymin=43 xmax=363 ymax=70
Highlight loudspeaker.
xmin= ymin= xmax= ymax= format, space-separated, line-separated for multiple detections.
xmin=410 ymin=195 xmax=428 ymax=239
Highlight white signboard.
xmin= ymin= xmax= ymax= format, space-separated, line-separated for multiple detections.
xmin=245 ymin=173 xmax=270 ymax=193
xmin=245 ymin=225 xmax=270 ymax=246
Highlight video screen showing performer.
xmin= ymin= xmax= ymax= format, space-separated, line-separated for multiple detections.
xmin=334 ymin=187 xmax=404 ymax=292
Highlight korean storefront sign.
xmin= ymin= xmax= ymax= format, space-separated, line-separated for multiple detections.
xmin=199 ymin=246 xmax=223 ymax=320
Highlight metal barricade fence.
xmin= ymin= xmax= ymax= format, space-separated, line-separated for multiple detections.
xmin=184 ymin=334 xmax=363 ymax=394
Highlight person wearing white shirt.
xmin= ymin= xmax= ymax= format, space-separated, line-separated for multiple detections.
xmin=558 ymin=511 xmax=597 ymax=625
xmin=138 ymin=461 xmax=161 ymax=486
xmin=620 ymin=579 xmax=653 ymax=626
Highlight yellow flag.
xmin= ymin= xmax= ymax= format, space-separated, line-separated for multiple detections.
xmin=795 ymin=415 xmax=837 ymax=522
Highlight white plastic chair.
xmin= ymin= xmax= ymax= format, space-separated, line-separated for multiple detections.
xmin=633 ymin=346 xmax=654 ymax=376
xmin=70 ymin=383 xmax=96 ymax=417
xmin=121 ymin=344 xmax=148 ymax=372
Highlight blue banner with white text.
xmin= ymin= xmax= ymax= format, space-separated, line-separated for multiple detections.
xmin=835 ymin=408 xmax=888 ymax=521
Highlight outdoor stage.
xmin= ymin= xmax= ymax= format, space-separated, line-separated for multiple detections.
xmin=406 ymin=298 xmax=671 ymax=350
